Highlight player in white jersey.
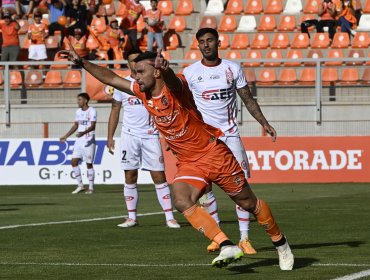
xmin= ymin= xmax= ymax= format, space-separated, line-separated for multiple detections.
xmin=107 ymin=49 xmax=180 ymax=229
xmin=60 ymin=93 xmax=97 ymax=194
xmin=183 ymin=28 xmax=277 ymax=254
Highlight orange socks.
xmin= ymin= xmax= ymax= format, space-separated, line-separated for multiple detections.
xmin=183 ymin=204 xmax=229 ymax=244
xmin=253 ymin=199 xmax=283 ymax=243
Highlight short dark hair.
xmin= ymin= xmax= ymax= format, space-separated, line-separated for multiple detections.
xmin=78 ymin=92 xmax=90 ymax=102
xmin=133 ymin=51 xmax=163 ymax=63
xmin=196 ymin=28 xmax=219 ymax=41
xmin=124 ymin=49 xmax=143 ymax=60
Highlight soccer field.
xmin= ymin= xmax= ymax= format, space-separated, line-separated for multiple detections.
xmin=1 ymin=183 xmax=369 ymax=280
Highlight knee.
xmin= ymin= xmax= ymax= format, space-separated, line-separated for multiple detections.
xmin=125 ymin=170 xmax=138 ymax=184
xmin=150 ymin=171 xmax=166 ymax=185
xmin=86 ymin=163 xmax=93 ymax=169
xmin=173 ymin=196 xmax=194 ymax=213
xmin=71 ymin=159 xmax=78 ymax=167
xmin=235 ymin=196 xmax=257 ymax=212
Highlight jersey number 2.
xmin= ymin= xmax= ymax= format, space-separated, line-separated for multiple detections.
xmin=122 ymin=150 xmax=127 ymax=161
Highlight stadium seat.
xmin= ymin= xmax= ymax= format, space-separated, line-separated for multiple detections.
xmin=17 ymin=19 xmax=29 ymax=34
xmin=284 ymin=49 xmax=303 ymax=66
xmin=340 ymin=68 xmax=359 ymax=84
xmin=51 ymin=52 xmax=69 ymax=69
xmin=225 ymin=50 xmax=242 ymax=60
xmin=356 ymin=14 xmax=370 ymax=31
xmin=324 ymin=49 xmax=344 ymax=66
xmin=96 ymin=3 xmax=115 ymax=16
xmin=204 ymin=0 xmax=224 ymax=15
xmin=43 ymin=71 xmax=62 ymax=87
xmin=161 ymin=50 xmax=171 ymax=61
xmin=278 ymin=68 xmax=297 ymax=85
xmin=245 ymin=0 xmax=263 ymax=14
xmin=219 ymin=34 xmax=230 ymax=49
xmin=236 ymin=15 xmax=257 ymax=32
xmin=298 ymin=68 xmax=316 ymax=85
xmin=199 ymin=16 xmax=217 ymax=29
xmin=244 ymin=69 xmax=256 ymax=83
xmin=257 ymin=69 xmax=277 ymax=85
xmin=158 ymin=0 xmax=173 ymax=15
xmin=230 ymin=33 xmax=249 ymax=49
xmin=265 ymin=50 xmax=282 ymax=67
xmin=366 ymin=51 xmax=370 ymax=66
xmin=250 ymin=33 xmax=269 ymax=49
xmin=183 ymin=50 xmax=202 ymax=67
xmin=138 ymin=34 xmax=148 ymax=51
xmin=63 ymin=70 xmax=81 ymax=87
xmin=25 ymin=71 xmax=43 ymax=87
xmin=305 ymin=49 xmax=323 ymax=66
xmin=347 ymin=49 xmax=365 ymax=65
xmin=363 ymin=0 xmax=370 ymax=13
xmin=331 ymin=32 xmax=350 ymax=48
xmin=10 ymin=71 xmax=23 ymax=88
xmin=283 ymin=0 xmax=302 ymax=14
xmin=218 ymin=15 xmax=237 ymax=32
xmin=277 ymin=15 xmax=296 ymax=31
xmin=91 ymin=16 xmax=107 ymax=33
xmin=190 ymin=36 xmax=199 ymax=50
xmin=322 ymin=68 xmax=338 ymax=84
xmin=244 ymin=50 xmax=262 ymax=67
xmin=361 ymin=68 xmax=370 ymax=84
xmin=304 ymin=0 xmax=319 ymax=13
xmin=311 ymin=33 xmax=330 ymax=48
xmin=45 ymin=36 xmax=59 ymax=49
xmin=257 ymin=15 xmax=277 ymax=31
xmin=264 ymin=0 xmax=283 ymax=14
xmin=140 ymin=1 xmax=152 ymax=11
xmin=163 ymin=32 xmax=180 ymax=50
xmin=0 ymin=72 xmax=3 ymax=86
xmin=169 ymin=16 xmax=186 ymax=32
xmin=271 ymin=33 xmax=290 ymax=49
xmin=116 ymin=2 xmax=128 ymax=17
xmin=291 ymin=33 xmax=310 ymax=48
xmin=352 ymin=32 xmax=370 ymax=48
xmin=225 ymin=0 xmax=244 ymax=14
xmin=175 ymin=0 xmax=193 ymax=15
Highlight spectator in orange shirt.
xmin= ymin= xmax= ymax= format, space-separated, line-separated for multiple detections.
xmin=317 ymin=0 xmax=338 ymax=40
xmin=105 ymin=18 xmax=125 ymax=64
xmin=120 ymin=0 xmax=145 ymax=51
xmin=144 ymin=0 xmax=164 ymax=52
xmin=337 ymin=0 xmax=357 ymax=37
xmin=63 ymin=27 xmax=89 ymax=68
xmin=27 ymin=11 xmax=49 ymax=62
xmin=0 ymin=12 xmax=20 ymax=62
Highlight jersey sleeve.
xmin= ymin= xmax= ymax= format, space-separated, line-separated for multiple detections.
xmin=74 ymin=110 xmax=79 ymax=122
xmin=113 ymin=88 xmax=124 ymax=102
xmin=91 ymin=108 xmax=97 ymax=122
xmin=235 ymin=64 xmax=248 ymax=89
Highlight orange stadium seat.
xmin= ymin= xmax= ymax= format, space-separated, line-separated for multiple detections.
xmin=291 ymin=33 xmax=310 ymax=48
xmin=199 ymin=16 xmax=217 ymax=29
xmin=116 ymin=2 xmax=128 ymax=16
xmin=304 ymin=0 xmax=319 ymax=13
xmin=63 ymin=70 xmax=81 ymax=87
xmin=361 ymin=68 xmax=370 ymax=84
xmin=311 ymin=33 xmax=330 ymax=48
xmin=17 ymin=19 xmax=29 ymax=34
xmin=158 ymin=0 xmax=174 ymax=15
xmin=331 ymin=32 xmax=350 ymax=48
xmin=218 ymin=15 xmax=237 ymax=32
xmin=45 ymin=36 xmax=59 ymax=49
xmin=322 ymin=68 xmax=338 ymax=84
xmin=251 ymin=33 xmax=269 ymax=49
xmin=175 ymin=0 xmax=193 ymax=15
xmin=265 ymin=50 xmax=282 ymax=67
xmin=225 ymin=50 xmax=242 ymax=60
xmin=305 ymin=49 xmax=323 ymax=66
xmin=163 ymin=32 xmax=180 ymax=50
xmin=271 ymin=33 xmax=290 ymax=49
xmin=257 ymin=69 xmax=277 ymax=85
xmin=324 ymin=49 xmax=343 ymax=66
xmin=363 ymin=0 xmax=370 ymax=13
xmin=277 ymin=15 xmax=296 ymax=31
xmin=245 ymin=0 xmax=263 ymax=14
xmin=138 ymin=34 xmax=148 ymax=51
xmin=340 ymin=68 xmax=359 ymax=84
xmin=161 ymin=50 xmax=171 ymax=61
xmin=225 ymin=0 xmax=244 ymax=14
xmin=352 ymin=32 xmax=370 ymax=48
xmin=169 ymin=16 xmax=186 ymax=32
xmin=257 ymin=15 xmax=277 ymax=31
xmin=96 ymin=3 xmax=115 ymax=16
xmin=231 ymin=34 xmax=249 ymax=49
xmin=346 ymin=49 xmax=365 ymax=65
xmin=244 ymin=50 xmax=262 ymax=67
xmin=91 ymin=17 xmax=107 ymax=33
xmin=43 ymin=71 xmax=62 ymax=87
xmin=219 ymin=33 xmax=230 ymax=49
xmin=265 ymin=0 xmax=283 ymax=14
xmin=366 ymin=52 xmax=370 ymax=66
xmin=244 ymin=69 xmax=256 ymax=83
xmin=183 ymin=50 xmax=201 ymax=67
xmin=25 ymin=71 xmax=43 ymax=87
xmin=190 ymin=35 xmax=199 ymax=50
xmin=298 ymin=68 xmax=316 ymax=85
xmin=284 ymin=50 xmax=303 ymax=66
xmin=278 ymin=68 xmax=297 ymax=85
xmin=51 ymin=52 xmax=69 ymax=69
xmin=10 ymin=71 xmax=23 ymax=88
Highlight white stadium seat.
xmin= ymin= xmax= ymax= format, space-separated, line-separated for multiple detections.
xmin=204 ymin=0 xmax=224 ymax=15
xmin=357 ymin=14 xmax=370 ymax=31
xmin=283 ymin=0 xmax=302 ymax=14
xmin=236 ymin=15 xmax=257 ymax=32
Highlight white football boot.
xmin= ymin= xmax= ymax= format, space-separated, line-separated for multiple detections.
xmin=117 ymin=218 xmax=137 ymax=228
xmin=276 ymin=238 xmax=294 ymax=270
xmin=72 ymin=185 xmax=85 ymax=194
xmin=212 ymin=245 xmax=244 ymax=268
xmin=166 ymin=219 xmax=181 ymax=229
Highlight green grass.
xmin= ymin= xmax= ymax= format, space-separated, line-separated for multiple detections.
xmin=1 ymin=183 xmax=370 ymax=280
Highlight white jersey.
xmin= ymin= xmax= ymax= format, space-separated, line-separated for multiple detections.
xmin=113 ymin=76 xmax=158 ymax=138
xmin=75 ymin=106 xmax=97 ymax=141
xmin=183 ymin=59 xmax=247 ymax=137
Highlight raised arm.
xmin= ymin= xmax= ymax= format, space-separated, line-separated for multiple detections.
xmin=237 ymin=85 xmax=277 ymax=142
xmin=155 ymin=49 xmax=183 ymax=92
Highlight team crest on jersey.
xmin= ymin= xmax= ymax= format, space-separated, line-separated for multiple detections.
xmin=225 ymin=67 xmax=234 ymax=86
xmin=196 ymin=76 xmax=204 ymax=83
xmin=161 ymin=96 xmax=169 ymax=106
xmin=241 ymin=160 xmax=247 ymax=170
xmin=233 ymin=175 xmax=242 ymax=186
xmin=104 ymin=85 xmax=115 ymax=96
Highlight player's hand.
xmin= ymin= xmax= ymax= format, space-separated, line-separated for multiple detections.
xmin=154 ymin=48 xmax=169 ymax=71
xmin=60 ymin=136 xmax=67 ymax=142
xmin=59 ymin=40 xmax=83 ymax=65
xmin=76 ymin=132 xmax=83 ymax=138
xmin=263 ymin=124 xmax=277 ymax=142
xmin=107 ymin=138 xmax=115 ymax=154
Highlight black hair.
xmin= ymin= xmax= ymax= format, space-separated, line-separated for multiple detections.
xmin=196 ymin=28 xmax=219 ymax=41
xmin=133 ymin=51 xmax=163 ymax=63
xmin=124 ymin=49 xmax=143 ymax=60
xmin=78 ymin=92 xmax=90 ymax=102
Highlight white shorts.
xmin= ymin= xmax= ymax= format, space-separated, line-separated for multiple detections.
xmin=220 ymin=136 xmax=251 ymax=178
xmin=120 ymin=133 xmax=165 ymax=171
xmin=28 ymin=44 xmax=47 ymax=60
xmin=72 ymin=138 xmax=96 ymax=164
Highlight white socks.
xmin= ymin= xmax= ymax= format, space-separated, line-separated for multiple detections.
xmin=155 ymin=183 xmax=174 ymax=221
xmin=124 ymin=183 xmax=139 ymax=220
xmin=72 ymin=166 xmax=83 ymax=186
xmin=87 ymin=168 xmax=94 ymax=190
xmin=199 ymin=191 xmax=220 ymax=225
xmin=236 ymin=204 xmax=250 ymax=241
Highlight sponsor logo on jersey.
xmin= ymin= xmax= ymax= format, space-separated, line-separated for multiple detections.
xmin=196 ymin=76 xmax=204 ymax=83
xmin=201 ymin=87 xmax=233 ymax=101
xmin=154 ymin=110 xmax=179 ymax=124
xmin=128 ymin=96 xmax=142 ymax=105
xmin=210 ymin=74 xmax=220 ymax=80
xmin=161 ymin=96 xmax=169 ymax=106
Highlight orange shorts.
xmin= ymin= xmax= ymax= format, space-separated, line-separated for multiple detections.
xmin=173 ymin=140 xmax=246 ymax=196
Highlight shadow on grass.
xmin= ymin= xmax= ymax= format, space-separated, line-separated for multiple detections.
xmin=0 ymin=203 xmax=57 ymax=207
xmin=0 ymin=208 xmax=19 ymax=211
xmin=257 ymin=241 xmax=365 ymax=252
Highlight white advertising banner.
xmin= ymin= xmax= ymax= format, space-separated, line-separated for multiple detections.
xmin=0 ymin=138 xmax=153 ymax=185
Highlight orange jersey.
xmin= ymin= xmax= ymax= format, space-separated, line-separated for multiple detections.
xmin=67 ymin=35 xmax=88 ymax=58
xmin=145 ymin=9 xmax=164 ymax=33
xmin=105 ymin=27 xmax=124 ymax=47
xmin=131 ymin=74 xmax=224 ymax=162
xmin=121 ymin=0 xmax=145 ymax=30
xmin=28 ymin=23 xmax=48 ymax=45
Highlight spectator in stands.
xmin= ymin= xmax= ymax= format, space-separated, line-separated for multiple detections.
xmin=337 ymin=0 xmax=357 ymax=37
xmin=120 ymin=0 xmax=145 ymax=51
xmin=144 ymin=0 xmax=164 ymax=52
xmin=16 ymin=0 xmax=35 ymax=19
xmin=317 ymin=0 xmax=338 ymax=40
xmin=1 ymin=0 xmax=18 ymax=16
xmin=65 ymin=0 xmax=89 ymax=36
xmin=28 ymin=11 xmax=49 ymax=64
xmin=63 ymin=27 xmax=89 ymax=68
xmin=0 ymin=12 xmax=20 ymax=63
xmin=354 ymin=0 xmax=362 ymax=24
xmin=300 ymin=19 xmax=319 ymax=39
xmin=47 ymin=0 xmax=67 ymax=36
xmin=105 ymin=18 xmax=125 ymax=65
